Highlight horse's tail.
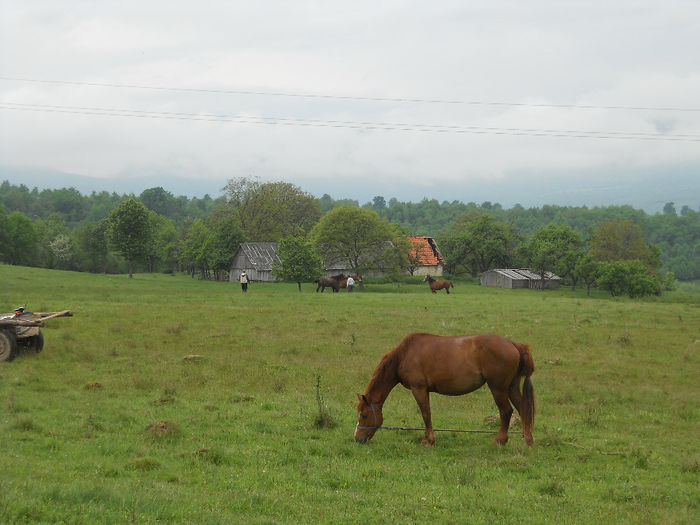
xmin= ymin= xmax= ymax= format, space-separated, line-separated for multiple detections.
xmin=510 ymin=340 xmax=535 ymax=442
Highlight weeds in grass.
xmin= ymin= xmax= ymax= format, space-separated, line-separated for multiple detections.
xmin=539 ymin=480 xmax=565 ymax=497
xmin=125 ymin=457 xmax=160 ymax=471
xmin=11 ymin=417 xmax=39 ymax=432
xmin=584 ymin=399 xmax=603 ymax=427
xmin=315 ymin=374 xmax=335 ymax=428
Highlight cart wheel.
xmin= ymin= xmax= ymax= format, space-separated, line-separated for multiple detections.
xmin=0 ymin=329 xmax=18 ymax=362
xmin=29 ymin=331 xmax=44 ymax=353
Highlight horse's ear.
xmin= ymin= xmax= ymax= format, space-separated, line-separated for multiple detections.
xmin=357 ymin=393 xmax=367 ymax=403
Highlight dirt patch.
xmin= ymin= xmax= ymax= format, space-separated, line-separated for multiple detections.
xmin=146 ymin=420 xmax=180 ymax=438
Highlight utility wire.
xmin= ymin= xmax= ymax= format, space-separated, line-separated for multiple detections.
xmin=1 ymin=76 xmax=698 ymax=113
xmin=2 ymin=101 xmax=698 ymax=141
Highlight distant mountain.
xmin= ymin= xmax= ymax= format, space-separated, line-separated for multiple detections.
xmin=1 ymin=164 xmax=697 ymax=214
xmin=0 ymin=166 xmax=227 ymax=199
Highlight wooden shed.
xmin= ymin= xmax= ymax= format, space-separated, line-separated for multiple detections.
xmin=479 ymin=268 xmax=562 ymax=289
xmin=229 ymin=242 xmax=281 ymax=283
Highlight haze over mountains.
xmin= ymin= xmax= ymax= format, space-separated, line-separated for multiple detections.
xmin=1 ymin=164 xmax=697 ymax=214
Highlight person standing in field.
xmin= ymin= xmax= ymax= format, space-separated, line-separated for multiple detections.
xmin=239 ymin=271 xmax=249 ymax=293
xmin=346 ymin=275 xmax=355 ymax=293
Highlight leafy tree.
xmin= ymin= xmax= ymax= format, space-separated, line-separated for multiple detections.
xmin=205 ymin=205 xmax=246 ymax=280
xmin=223 ymin=177 xmax=320 ymax=241
xmin=272 ymin=236 xmax=324 ymax=291
xmin=573 ymin=253 xmax=601 ymax=296
xmin=4 ymin=211 xmax=39 ymax=266
xmin=440 ymin=213 xmax=516 ymax=277
xmin=146 ymin=213 xmax=179 ymax=274
xmin=309 ymin=205 xmax=396 ymax=274
xmin=0 ymin=204 xmax=8 ymax=261
xmin=590 ymin=219 xmax=655 ymax=266
xmin=107 ymin=197 xmax=153 ymax=278
xmin=35 ymin=213 xmax=72 ymax=269
xmin=75 ymin=219 xmax=110 ymax=273
xmin=663 ymin=202 xmax=676 ymax=215
xmin=178 ymin=218 xmax=211 ymax=279
xmin=382 ymin=225 xmax=414 ymax=283
xmin=524 ymin=223 xmax=583 ymax=287
xmin=597 ymin=260 xmax=659 ymax=298
xmin=140 ymin=187 xmax=177 ymax=218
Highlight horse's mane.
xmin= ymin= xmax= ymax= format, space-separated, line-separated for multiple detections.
xmin=367 ymin=333 xmax=427 ymax=392
xmin=368 ymin=351 xmax=399 ymax=389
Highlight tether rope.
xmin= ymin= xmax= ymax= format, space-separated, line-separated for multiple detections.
xmin=367 ymin=425 xmax=496 ymax=434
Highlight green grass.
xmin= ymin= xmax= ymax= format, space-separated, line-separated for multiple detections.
xmin=1 ymin=265 xmax=698 ymax=523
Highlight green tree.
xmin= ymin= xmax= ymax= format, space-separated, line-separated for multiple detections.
xmin=146 ymin=213 xmax=179 ymax=274
xmin=524 ymin=223 xmax=583 ymax=287
xmin=440 ymin=213 xmax=516 ymax=277
xmin=35 ymin=213 xmax=72 ymax=269
xmin=178 ymin=218 xmax=211 ymax=279
xmin=205 ymin=205 xmax=246 ymax=281
xmin=75 ymin=219 xmax=110 ymax=273
xmin=140 ymin=187 xmax=177 ymax=218
xmin=272 ymin=236 xmax=324 ymax=291
xmin=309 ymin=206 xmax=396 ymax=274
xmin=597 ymin=260 xmax=659 ymax=298
xmin=590 ymin=219 xmax=654 ymax=265
xmin=0 ymin=204 xmax=8 ymax=261
xmin=107 ymin=197 xmax=153 ymax=278
xmin=573 ymin=253 xmax=601 ymax=296
xmin=223 ymin=177 xmax=320 ymax=241
xmin=4 ymin=211 xmax=39 ymax=266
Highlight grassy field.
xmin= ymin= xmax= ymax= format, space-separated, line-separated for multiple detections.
xmin=1 ymin=265 xmax=698 ymax=524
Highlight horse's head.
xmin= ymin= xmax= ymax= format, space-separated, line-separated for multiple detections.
xmin=422 ymin=275 xmax=432 ymax=282
xmin=354 ymin=394 xmax=383 ymax=444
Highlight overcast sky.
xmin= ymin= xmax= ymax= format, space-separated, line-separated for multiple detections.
xmin=1 ymin=1 xmax=699 ymax=208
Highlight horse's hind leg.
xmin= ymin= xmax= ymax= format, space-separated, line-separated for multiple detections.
xmin=508 ymin=380 xmax=534 ymax=445
xmin=488 ymin=385 xmax=513 ymax=446
xmin=410 ymin=387 xmax=436 ymax=448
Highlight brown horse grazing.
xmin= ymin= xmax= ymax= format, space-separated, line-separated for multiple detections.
xmin=354 ymin=333 xmax=535 ymax=448
xmin=423 ymin=275 xmax=454 ymax=294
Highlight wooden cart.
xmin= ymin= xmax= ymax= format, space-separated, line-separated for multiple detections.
xmin=0 ymin=309 xmax=73 ymax=362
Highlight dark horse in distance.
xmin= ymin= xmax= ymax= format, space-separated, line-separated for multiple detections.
xmin=315 ymin=274 xmax=361 ymax=292
xmin=423 ymin=275 xmax=454 ymax=294
xmin=355 ymin=333 xmax=535 ymax=448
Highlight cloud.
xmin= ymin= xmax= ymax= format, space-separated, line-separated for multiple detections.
xmin=0 ymin=1 xmax=699 ymax=209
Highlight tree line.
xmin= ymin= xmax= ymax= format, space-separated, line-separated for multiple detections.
xmin=0 ymin=178 xmax=697 ymax=295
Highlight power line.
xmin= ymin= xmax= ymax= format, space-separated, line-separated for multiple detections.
xmin=2 ymin=101 xmax=699 ymax=142
xmin=1 ymin=75 xmax=698 ymax=113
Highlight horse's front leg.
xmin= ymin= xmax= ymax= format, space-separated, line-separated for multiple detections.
xmin=411 ymin=387 xmax=435 ymax=448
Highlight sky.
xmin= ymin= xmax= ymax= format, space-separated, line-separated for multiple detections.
xmin=1 ymin=1 xmax=699 ymax=210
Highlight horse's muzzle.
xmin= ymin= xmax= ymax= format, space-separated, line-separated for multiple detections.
xmin=354 ymin=428 xmax=373 ymax=444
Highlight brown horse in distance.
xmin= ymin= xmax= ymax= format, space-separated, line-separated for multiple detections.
xmin=337 ymin=275 xmax=362 ymax=290
xmin=423 ymin=275 xmax=454 ymax=294
xmin=315 ymin=274 xmax=345 ymax=292
xmin=354 ymin=333 xmax=535 ymax=448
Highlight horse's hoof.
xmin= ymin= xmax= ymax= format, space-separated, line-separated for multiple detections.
xmin=421 ymin=439 xmax=435 ymax=449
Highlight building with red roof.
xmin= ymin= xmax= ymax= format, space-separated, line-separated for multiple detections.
xmin=408 ymin=236 xmax=445 ymax=276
